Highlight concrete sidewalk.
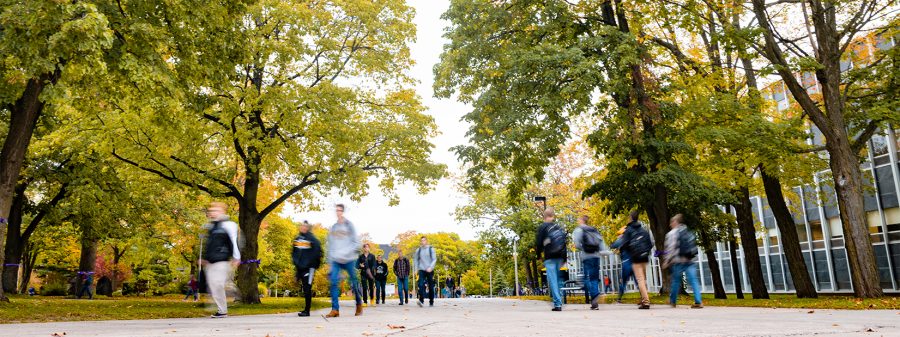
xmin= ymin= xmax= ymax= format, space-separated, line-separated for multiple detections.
xmin=3 ymin=298 xmax=898 ymax=336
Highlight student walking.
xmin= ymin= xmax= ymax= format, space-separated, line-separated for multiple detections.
xmin=573 ymin=215 xmax=610 ymax=310
xmin=535 ymin=208 xmax=567 ymax=311
xmin=77 ymin=272 xmax=94 ymax=299
xmin=325 ymin=204 xmax=364 ymax=318
xmin=611 ymin=226 xmax=636 ymax=303
xmin=183 ymin=275 xmax=199 ymax=302
xmin=663 ymin=214 xmax=703 ymax=308
xmin=393 ymin=248 xmax=411 ymax=305
xmin=357 ymin=243 xmax=377 ymax=306
xmin=292 ymin=220 xmax=323 ymax=317
xmin=374 ymin=255 xmax=388 ymax=304
xmin=414 ymin=236 xmax=437 ymax=307
xmin=603 ymin=275 xmax=612 ymax=294
xmin=445 ymin=276 xmax=456 ymax=298
xmin=201 ymin=202 xmax=241 ymax=318
xmin=611 ymin=210 xmax=654 ymax=309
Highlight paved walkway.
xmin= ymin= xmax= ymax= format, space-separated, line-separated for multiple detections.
xmin=4 ymin=298 xmax=899 ymax=336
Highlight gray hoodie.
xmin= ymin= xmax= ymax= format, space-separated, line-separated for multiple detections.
xmin=327 ymin=219 xmax=360 ymax=264
xmin=414 ymin=245 xmax=437 ymax=271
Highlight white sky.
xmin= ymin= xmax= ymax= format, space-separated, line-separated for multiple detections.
xmin=283 ymin=0 xmax=476 ymax=243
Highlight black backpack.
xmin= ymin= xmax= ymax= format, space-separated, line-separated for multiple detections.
xmin=627 ymin=225 xmax=653 ymax=261
xmin=580 ymin=225 xmax=603 ymax=254
xmin=205 ymin=222 xmax=233 ymax=263
xmin=677 ymin=227 xmax=698 ymax=259
xmin=544 ymin=223 xmax=567 ymax=256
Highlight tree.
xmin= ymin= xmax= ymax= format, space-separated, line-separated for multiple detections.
xmin=102 ymin=0 xmax=445 ymax=303
xmin=748 ymin=0 xmax=898 ymax=298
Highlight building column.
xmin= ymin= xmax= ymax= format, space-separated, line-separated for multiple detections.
xmin=813 ymin=173 xmax=837 ymax=290
xmin=867 ymin=134 xmax=897 ymax=290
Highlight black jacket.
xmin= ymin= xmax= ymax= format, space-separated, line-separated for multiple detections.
xmin=619 ymin=220 xmax=651 ymax=263
xmin=291 ymin=232 xmax=323 ymax=270
xmin=357 ymin=253 xmax=376 ymax=279
xmin=373 ymin=261 xmax=388 ymax=281
xmin=535 ymin=221 xmax=567 ymax=260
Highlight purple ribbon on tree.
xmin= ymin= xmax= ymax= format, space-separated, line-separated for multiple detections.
xmin=77 ymin=271 xmax=95 ymax=275
xmin=240 ymin=259 xmax=261 ymax=265
xmin=0 ymin=217 xmax=6 ymax=224
xmin=3 ymin=263 xmax=20 ymax=267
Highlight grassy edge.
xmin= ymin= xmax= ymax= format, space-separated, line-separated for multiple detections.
xmin=505 ymin=293 xmax=900 ymax=310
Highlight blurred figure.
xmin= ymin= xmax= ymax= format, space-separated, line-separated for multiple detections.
xmin=325 ymin=204 xmax=363 ymax=318
xmin=611 ymin=225 xmax=635 ymax=303
xmin=357 ymin=243 xmax=376 ymax=306
xmin=292 ymin=220 xmax=322 ymax=317
xmin=414 ymin=236 xmax=437 ymax=307
xmin=611 ymin=210 xmax=653 ymax=309
xmin=573 ymin=215 xmax=611 ymax=310
xmin=535 ymin=208 xmax=567 ymax=311
xmin=374 ymin=255 xmax=388 ymax=304
xmin=664 ymin=214 xmax=703 ymax=308
xmin=603 ymin=275 xmax=613 ymax=294
xmin=201 ymin=202 xmax=241 ymax=318
xmin=183 ymin=275 xmax=199 ymax=302
xmin=393 ymin=247 xmax=411 ymax=305
xmin=77 ymin=272 xmax=93 ymax=299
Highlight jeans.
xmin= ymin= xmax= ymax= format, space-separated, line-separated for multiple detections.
xmin=330 ymin=261 xmax=362 ymax=311
xmin=417 ymin=270 xmax=435 ymax=304
xmin=397 ymin=277 xmax=409 ymax=303
xmin=360 ymin=273 xmax=375 ymax=303
xmin=632 ymin=262 xmax=650 ymax=305
xmin=582 ymin=257 xmax=600 ymax=301
xmin=298 ymin=267 xmax=315 ymax=312
xmin=184 ymin=288 xmax=198 ymax=301
xmin=375 ymin=279 xmax=386 ymax=303
xmin=670 ymin=262 xmax=702 ymax=305
xmin=543 ymin=258 xmax=564 ymax=308
xmin=618 ymin=259 xmax=634 ymax=300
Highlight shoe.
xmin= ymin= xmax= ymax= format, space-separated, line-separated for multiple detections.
xmin=211 ymin=312 xmax=227 ymax=318
xmin=298 ymin=311 xmax=310 ymax=317
xmin=399 ymin=302 xmax=404 ymax=305
xmin=371 ymin=302 xmax=377 ymax=307
xmin=551 ymin=307 xmax=562 ymax=311
xmin=429 ymin=302 xmax=434 ymax=307
xmin=669 ymin=302 xmax=677 ymax=308
xmin=691 ymin=303 xmax=704 ymax=309
xmin=590 ymin=304 xmax=599 ymax=310
xmin=638 ymin=304 xmax=650 ymax=310
xmin=362 ymin=303 xmax=368 ymax=307
xmin=590 ymin=294 xmax=600 ymax=307
xmin=355 ymin=304 xmax=363 ymax=316
xmin=325 ymin=310 xmax=339 ymax=318
xmin=615 ymin=299 xmax=623 ymax=304
xmin=417 ymin=300 xmax=423 ymax=307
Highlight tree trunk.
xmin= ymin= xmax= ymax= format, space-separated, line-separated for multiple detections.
xmin=76 ymin=235 xmax=98 ymax=297
xmin=727 ymin=228 xmax=744 ymax=299
xmin=645 ymin=185 xmax=672 ymax=295
xmin=0 ymin=73 xmax=56 ymax=302
xmin=18 ymin=241 xmax=38 ymax=294
xmin=524 ymin=258 xmax=534 ymax=292
xmin=760 ymin=166 xmax=817 ymax=298
xmin=703 ymin=244 xmax=727 ymax=299
xmin=234 ymin=165 xmax=261 ymax=304
xmin=1 ymin=184 xmax=27 ymax=293
xmin=734 ymin=187 xmax=770 ymax=299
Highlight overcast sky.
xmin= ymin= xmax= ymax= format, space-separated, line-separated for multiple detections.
xmin=283 ymin=0 xmax=476 ymax=244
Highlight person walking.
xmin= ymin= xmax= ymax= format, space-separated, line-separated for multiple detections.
xmin=603 ymin=275 xmax=613 ymax=294
xmin=77 ymin=272 xmax=94 ymax=299
xmin=325 ymin=204 xmax=364 ymax=318
xmin=611 ymin=210 xmax=654 ymax=309
xmin=201 ymin=202 xmax=241 ymax=318
xmin=414 ymin=236 xmax=437 ymax=307
xmin=292 ymin=220 xmax=323 ymax=317
xmin=663 ymin=214 xmax=703 ymax=309
xmin=374 ymin=255 xmax=388 ymax=304
xmin=393 ymin=248 xmax=411 ymax=305
xmin=357 ymin=243 xmax=377 ymax=306
xmin=535 ymin=207 xmax=567 ymax=311
xmin=573 ymin=215 xmax=611 ymax=310
xmin=611 ymin=226 xmax=635 ymax=303
xmin=445 ymin=276 xmax=456 ymax=298
xmin=183 ymin=275 xmax=199 ymax=302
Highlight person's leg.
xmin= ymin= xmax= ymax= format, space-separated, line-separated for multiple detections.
xmin=543 ymin=259 xmax=562 ymax=308
xmin=360 ymin=275 xmax=369 ymax=304
xmin=427 ymin=272 xmax=435 ymax=305
xmin=584 ymin=258 xmax=600 ymax=301
xmin=417 ymin=271 xmax=426 ymax=304
xmin=368 ymin=278 xmax=376 ymax=303
xmin=618 ymin=261 xmax=633 ymax=301
xmin=670 ymin=263 xmax=684 ymax=305
xmin=329 ymin=262 xmax=342 ymax=311
xmin=380 ymin=280 xmax=386 ymax=303
xmin=207 ymin=262 xmax=229 ymax=314
xmin=344 ymin=263 xmax=362 ymax=305
xmin=685 ymin=262 xmax=702 ymax=305
xmin=632 ymin=262 xmax=649 ymax=306
xmin=302 ymin=268 xmax=315 ymax=313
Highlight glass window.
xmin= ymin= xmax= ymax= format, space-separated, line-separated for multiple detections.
xmin=872 ymin=134 xmax=889 ymax=156
xmin=772 ymin=83 xmax=786 ymax=102
xmin=840 ymin=58 xmax=852 ymax=72
xmin=875 ymin=34 xmax=894 ymax=51
xmin=875 ymin=166 xmax=898 ymax=208
xmin=802 ymin=72 xmax=816 ymax=88
xmin=797 ymin=223 xmax=809 ymax=242
xmin=809 ymin=220 xmax=825 ymax=241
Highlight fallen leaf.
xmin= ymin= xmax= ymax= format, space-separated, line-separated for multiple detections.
xmin=362 ymin=332 xmax=374 ymax=336
xmin=315 ymin=326 xmax=324 ymax=329
xmin=864 ymin=328 xmax=875 ymax=332
xmin=832 ymin=324 xmax=839 ymax=327
xmin=387 ymin=325 xmax=405 ymax=329
xmin=807 ymin=310 xmax=815 ymax=314
xmin=51 ymin=333 xmax=66 ymax=337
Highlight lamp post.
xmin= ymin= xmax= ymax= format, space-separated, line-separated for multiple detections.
xmin=513 ymin=236 xmax=519 ymax=297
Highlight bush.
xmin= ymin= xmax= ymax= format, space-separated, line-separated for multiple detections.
xmin=39 ymin=272 xmax=70 ymax=296
xmin=258 ymin=283 xmax=268 ymax=298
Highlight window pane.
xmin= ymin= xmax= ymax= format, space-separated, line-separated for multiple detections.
xmin=809 ymin=220 xmax=825 ymax=241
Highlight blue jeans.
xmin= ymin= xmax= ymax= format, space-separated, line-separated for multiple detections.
xmin=330 ymin=261 xmax=362 ymax=310
xmin=397 ymin=277 xmax=409 ymax=303
xmin=618 ymin=259 xmax=634 ymax=300
xmin=670 ymin=262 xmax=702 ymax=305
xmin=582 ymin=257 xmax=600 ymax=300
xmin=543 ymin=258 xmax=564 ymax=308
xmin=417 ymin=270 xmax=435 ymax=304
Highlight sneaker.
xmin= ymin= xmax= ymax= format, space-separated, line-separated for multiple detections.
xmin=638 ymin=304 xmax=650 ymax=310
xmin=399 ymin=302 xmax=404 ymax=305
xmin=429 ymin=302 xmax=434 ymax=307
xmin=669 ymin=302 xmax=677 ymax=308
xmin=362 ymin=303 xmax=368 ymax=307
xmin=325 ymin=310 xmax=339 ymax=318
xmin=590 ymin=294 xmax=601 ymax=307
xmin=371 ymin=302 xmax=377 ymax=307
xmin=298 ymin=311 xmax=310 ymax=317
xmin=615 ymin=299 xmax=623 ymax=304
xmin=211 ymin=312 xmax=227 ymax=318
xmin=590 ymin=304 xmax=599 ymax=310
xmin=417 ymin=300 xmax=423 ymax=307
xmin=551 ymin=307 xmax=562 ymax=311
xmin=691 ymin=303 xmax=704 ymax=309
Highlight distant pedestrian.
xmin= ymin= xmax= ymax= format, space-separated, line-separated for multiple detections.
xmin=573 ymin=215 xmax=611 ymax=310
xmin=357 ymin=243 xmax=377 ymax=306
xmin=535 ymin=207 xmax=567 ymax=311
xmin=201 ymin=202 xmax=241 ymax=318
xmin=611 ymin=210 xmax=653 ymax=309
xmin=292 ymin=220 xmax=323 ymax=317
xmin=183 ymin=275 xmax=199 ymax=302
xmin=611 ymin=226 xmax=635 ymax=303
xmin=603 ymin=275 xmax=612 ymax=294
xmin=414 ymin=236 xmax=437 ymax=307
xmin=393 ymin=248 xmax=411 ymax=305
xmin=325 ymin=204 xmax=364 ymax=318
xmin=77 ymin=272 xmax=93 ymax=299
xmin=28 ymin=287 xmax=36 ymax=296
xmin=663 ymin=214 xmax=703 ymax=309
xmin=446 ymin=276 xmax=456 ymax=298
xmin=374 ymin=255 xmax=388 ymax=304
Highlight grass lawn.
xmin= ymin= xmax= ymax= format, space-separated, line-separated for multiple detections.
xmin=508 ymin=293 xmax=900 ymax=310
xmin=0 ymin=295 xmax=329 ymax=324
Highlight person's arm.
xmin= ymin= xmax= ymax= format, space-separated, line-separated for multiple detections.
xmin=663 ymin=230 xmax=677 ymax=268
xmin=428 ymin=247 xmax=437 ymax=271
xmin=572 ymin=227 xmax=584 ymax=251
xmin=312 ymin=235 xmax=323 ymax=267
xmin=225 ymin=222 xmax=241 ymax=262
xmin=367 ymin=256 xmax=376 ymax=279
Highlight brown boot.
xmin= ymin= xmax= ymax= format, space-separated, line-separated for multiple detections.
xmin=355 ymin=304 xmax=363 ymax=316
xmin=325 ymin=310 xmax=339 ymax=318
